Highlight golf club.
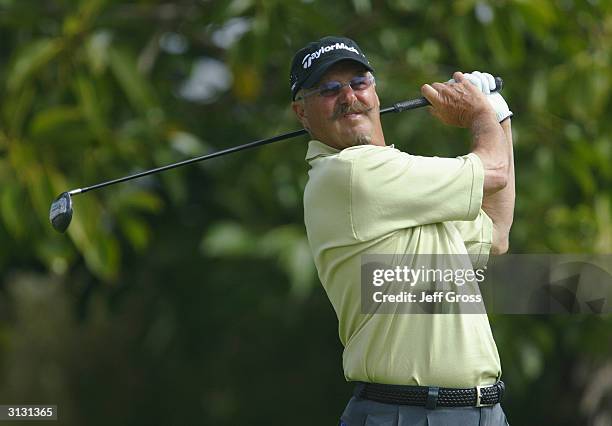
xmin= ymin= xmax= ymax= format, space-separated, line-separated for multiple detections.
xmin=49 ymin=77 xmax=503 ymax=233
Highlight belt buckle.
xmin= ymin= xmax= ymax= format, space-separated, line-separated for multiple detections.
xmin=475 ymin=385 xmax=494 ymax=407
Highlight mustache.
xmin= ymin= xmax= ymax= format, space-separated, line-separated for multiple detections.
xmin=331 ymin=101 xmax=373 ymax=120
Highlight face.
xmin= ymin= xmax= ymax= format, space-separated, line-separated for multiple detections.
xmin=292 ymin=61 xmax=385 ymax=149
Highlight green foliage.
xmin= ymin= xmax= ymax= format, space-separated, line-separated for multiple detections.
xmin=1 ymin=0 xmax=611 ymax=424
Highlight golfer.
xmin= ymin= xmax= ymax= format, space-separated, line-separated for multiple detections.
xmin=291 ymin=36 xmax=514 ymax=425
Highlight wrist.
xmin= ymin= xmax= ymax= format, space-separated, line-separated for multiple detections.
xmin=470 ymin=110 xmax=499 ymax=134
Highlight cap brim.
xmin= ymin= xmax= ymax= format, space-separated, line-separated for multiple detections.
xmin=300 ymin=55 xmax=374 ymax=91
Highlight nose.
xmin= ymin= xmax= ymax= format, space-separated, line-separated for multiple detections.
xmin=337 ymin=82 xmax=357 ymax=104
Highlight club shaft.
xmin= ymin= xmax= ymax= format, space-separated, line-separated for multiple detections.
xmin=69 ymin=77 xmax=503 ymax=196
xmin=74 ymin=129 xmax=308 ymax=195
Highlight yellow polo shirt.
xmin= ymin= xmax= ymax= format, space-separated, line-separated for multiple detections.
xmin=303 ymin=140 xmax=501 ymax=387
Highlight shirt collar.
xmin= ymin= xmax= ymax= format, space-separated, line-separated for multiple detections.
xmin=305 ymin=140 xmax=396 ymax=162
xmin=305 ymin=140 xmax=339 ymax=162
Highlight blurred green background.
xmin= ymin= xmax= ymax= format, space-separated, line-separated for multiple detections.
xmin=1 ymin=0 xmax=611 ymax=424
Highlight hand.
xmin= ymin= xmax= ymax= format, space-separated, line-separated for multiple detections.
xmin=450 ymin=71 xmax=513 ymax=122
xmin=421 ymin=72 xmax=497 ymax=128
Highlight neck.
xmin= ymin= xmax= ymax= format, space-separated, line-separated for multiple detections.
xmin=315 ymin=132 xmax=386 ymax=150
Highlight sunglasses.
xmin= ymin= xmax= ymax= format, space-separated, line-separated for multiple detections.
xmin=296 ymin=74 xmax=375 ymax=100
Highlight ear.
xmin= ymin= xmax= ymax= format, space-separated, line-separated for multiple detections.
xmin=292 ymin=100 xmax=310 ymax=130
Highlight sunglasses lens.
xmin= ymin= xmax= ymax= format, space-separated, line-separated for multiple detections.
xmin=308 ymin=75 xmax=373 ymax=98
xmin=319 ymin=81 xmax=344 ymax=97
xmin=349 ymin=76 xmax=371 ymax=90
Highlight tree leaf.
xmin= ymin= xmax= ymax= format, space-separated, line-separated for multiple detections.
xmin=108 ymin=48 xmax=158 ymax=113
xmin=7 ymin=38 xmax=62 ymax=92
xmin=200 ymin=222 xmax=257 ymax=256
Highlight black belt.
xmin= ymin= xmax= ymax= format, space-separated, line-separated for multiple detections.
xmin=353 ymin=381 xmax=505 ymax=409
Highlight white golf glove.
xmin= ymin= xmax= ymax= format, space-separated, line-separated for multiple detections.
xmin=449 ymin=71 xmax=513 ymax=122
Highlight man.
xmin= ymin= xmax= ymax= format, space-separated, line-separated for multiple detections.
xmin=290 ymin=36 xmax=514 ymax=425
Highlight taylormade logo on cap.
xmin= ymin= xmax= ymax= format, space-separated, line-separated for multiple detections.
xmin=301 ymin=42 xmax=360 ymax=69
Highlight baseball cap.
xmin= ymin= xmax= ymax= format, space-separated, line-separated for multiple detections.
xmin=289 ymin=36 xmax=374 ymax=100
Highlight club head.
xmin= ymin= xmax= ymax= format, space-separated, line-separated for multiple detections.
xmin=49 ymin=192 xmax=73 ymax=233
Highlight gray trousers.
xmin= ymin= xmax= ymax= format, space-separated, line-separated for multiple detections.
xmin=340 ymin=396 xmax=510 ymax=426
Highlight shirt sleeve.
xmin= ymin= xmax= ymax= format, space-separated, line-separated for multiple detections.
xmin=449 ymin=210 xmax=493 ymax=269
xmin=345 ymin=146 xmax=485 ymax=241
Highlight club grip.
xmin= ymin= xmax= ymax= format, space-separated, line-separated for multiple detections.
xmin=493 ymin=76 xmax=503 ymax=92
xmin=392 ymin=76 xmax=504 ymax=113
xmin=393 ymin=97 xmax=430 ymax=112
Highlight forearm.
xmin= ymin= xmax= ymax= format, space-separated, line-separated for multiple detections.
xmin=481 ymin=119 xmax=515 ymax=254
xmin=470 ymin=113 xmax=508 ymax=194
